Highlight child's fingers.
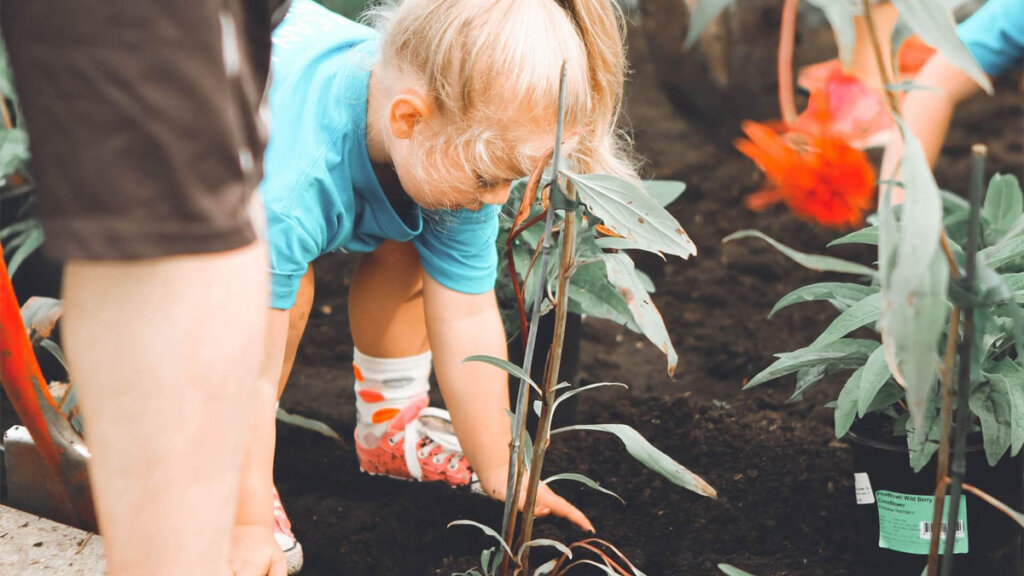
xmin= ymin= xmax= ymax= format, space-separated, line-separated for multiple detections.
xmin=538 ymin=486 xmax=594 ymax=533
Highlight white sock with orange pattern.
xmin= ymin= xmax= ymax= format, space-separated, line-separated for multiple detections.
xmin=352 ymin=347 xmax=432 ymax=447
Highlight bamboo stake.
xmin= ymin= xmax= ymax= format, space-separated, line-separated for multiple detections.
xmin=940 ymin=144 xmax=986 ymax=576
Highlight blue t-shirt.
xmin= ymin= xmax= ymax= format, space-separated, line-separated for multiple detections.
xmin=262 ymin=0 xmax=499 ymax=309
xmin=958 ymin=0 xmax=1024 ymax=78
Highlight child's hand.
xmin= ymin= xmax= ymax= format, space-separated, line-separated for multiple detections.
xmin=230 ymin=523 xmax=287 ymax=576
xmin=477 ymin=467 xmax=595 ymax=533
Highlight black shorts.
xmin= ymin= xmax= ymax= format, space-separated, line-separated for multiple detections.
xmin=2 ymin=0 xmax=289 ymax=259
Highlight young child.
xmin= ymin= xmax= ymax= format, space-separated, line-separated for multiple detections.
xmin=879 ymin=0 xmax=1023 ymax=197
xmin=232 ymin=1 xmax=638 ymax=573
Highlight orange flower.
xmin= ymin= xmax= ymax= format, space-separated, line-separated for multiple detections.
xmin=735 ymin=120 xmax=876 ymax=229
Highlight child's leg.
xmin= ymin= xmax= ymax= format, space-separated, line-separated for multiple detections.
xmin=348 ymin=240 xmax=430 ymax=447
xmin=347 ymin=241 xmax=473 ymax=485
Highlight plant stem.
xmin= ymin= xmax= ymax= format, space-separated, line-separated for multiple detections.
xmin=927 ymin=235 xmax=965 ymax=575
xmin=940 ymin=144 xmax=987 ymax=576
xmin=777 ymin=0 xmax=800 ymax=125
xmin=519 ymin=178 xmax=577 ymax=575
xmin=500 ymin=62 xmax=570 ymax=574
xmin=861 ymin=0 xmax=901 ymax=115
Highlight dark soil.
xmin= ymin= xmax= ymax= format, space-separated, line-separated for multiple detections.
xmin=3 ymin=11 xmax=1021 ymax=576
xmin=273 ymin=18 xmax=1024 ymax=576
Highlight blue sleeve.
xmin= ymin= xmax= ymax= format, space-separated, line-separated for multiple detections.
xmin=266 ymin=207 xmax=322 ymax=309
xmin=413 ymin=205 xmax=500 ymax=294
xmin=958 ymin=0 xmax=1024 ymax=78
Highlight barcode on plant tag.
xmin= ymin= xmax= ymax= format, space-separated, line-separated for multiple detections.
xmin=919 ymin=520 xmax=965 ymax=540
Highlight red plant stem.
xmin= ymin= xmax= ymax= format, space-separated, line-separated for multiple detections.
xmin=0 ymin=243 xmax=96 ymax=529
xmin=506 ymin=151 xmax=555 ymax=345
xmin=777 ymin=0 xmax=800 ymax=125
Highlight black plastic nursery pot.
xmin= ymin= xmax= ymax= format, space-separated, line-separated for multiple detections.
xmin=847 ymin=429 xmax=1023 ymax=576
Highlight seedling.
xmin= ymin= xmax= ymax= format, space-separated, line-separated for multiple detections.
xmin=453 ymin=63 xmax=715 ymax=576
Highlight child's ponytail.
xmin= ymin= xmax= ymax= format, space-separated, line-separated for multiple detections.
xmin=556 ymin=0 xmax=638 ymax=182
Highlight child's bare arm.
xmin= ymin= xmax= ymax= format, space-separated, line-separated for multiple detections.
xmin=422 ymin=275 xmax=593 ymax=532
xmin=879 ymin=53 xmax=986 ymax=199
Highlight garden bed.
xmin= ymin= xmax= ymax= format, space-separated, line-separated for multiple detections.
xmin=2 ymin=15 xmax=1020 ymax=576
xmin=273 ymin=22 xmax=1023 ymax=576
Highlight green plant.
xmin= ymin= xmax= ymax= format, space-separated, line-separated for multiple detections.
xmin=0 ymin=33 xmax=42 ymax=276
xmin=727 ymin=171 xmax=1023 ymax=470
xmin=454 ymin=64 xmax=715 ymax=576
xmin=689 ymin=1 xmax=1022 ymax=573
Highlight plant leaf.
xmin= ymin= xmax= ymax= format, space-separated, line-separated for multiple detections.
xmin=889 ymin=0 xmax=992 ymax=93
xmin=857 ymin=345 xmax=892 ymax=417
xmin=969 ymin=378 xmax=1013 ymax=466
xmin=745 ymin=339 xmax=879 ymax=389
xmin=985 ymin=359 xmax=1024 ymax=457
xmin=518 ymin=539 xmax=572 ymax=563
xmin=544 ymin=472 xmax=626 ymax=505
xmin=566 ymin=172 xmax=697 ymax=260
xmin=879 ymin=122 xmax=948 ymax=443
xmin=982 ymin=174 xmax=1023 ymax=246
xmin=835 ymin=366 xmax=863 ymax=439
xmin=448 ymin=520 xmax=514 ymax=559
xmin=463 ymin=355 xmax=540 ymax=395
xmin=567 ymin=259 xmax=638 ymax=330
xmin=275 ymin=407 xmax=342 ymax=441
xmin=810 ymin=292 xmax=882 ymax=347
xmin=551 ymin=423 xmax=717 ymax=498
xmin=979 ymin=234 xmax=1024 ymax=270
xmin=602 ymin=253 xmax=678 ymax=375
xmin=718 ymin=565 xmax=758 ymax=576
xmin=828 ymin=226 xmax=879 ymax=247
xmin=769 ymin=282 xmax=878 ymax=317
xmin=643 ymin=180 xmax=686 ymax=208
xmin=554 ymin=382 xmax=627 ymax=408
xmin=723 ymin=230 xmax=878 ymax=277
xmin=805 ymin=0 xmax=861 ymax=68
xmin=684 ymin=0 xmax=737 ymax=50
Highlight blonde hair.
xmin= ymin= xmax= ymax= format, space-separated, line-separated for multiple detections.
xmin=366 ymin=0 xmax=638 ymax=196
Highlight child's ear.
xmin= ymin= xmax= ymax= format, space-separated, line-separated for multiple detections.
xmin=388 ymin=92 xmax=431 ymax=140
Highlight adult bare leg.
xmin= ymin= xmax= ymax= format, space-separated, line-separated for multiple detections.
xmin=62 ymin=240 xmax=268 ymax=576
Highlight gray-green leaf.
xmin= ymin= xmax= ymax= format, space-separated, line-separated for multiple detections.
xmin=723 ymin=230 xmax=877 ymax=278
xmin=551 ymin=423 xmax=717 ymax=498
xmin=567 ymin=172 xmax=697 ymax=260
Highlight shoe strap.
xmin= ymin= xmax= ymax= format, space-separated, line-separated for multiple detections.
xmin=401 ymin=406 xmax=465 ymax=480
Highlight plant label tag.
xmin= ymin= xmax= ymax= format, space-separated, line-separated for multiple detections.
xmin=875 ymin=491 xmax=968 ymax=555
xmin=853 ymin=472 xmax=875 ymax=504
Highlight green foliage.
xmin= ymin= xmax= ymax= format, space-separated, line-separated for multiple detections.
xmin=889 ymin=0 xmax=992 ymax=94
xmin=683 ymin=0 xmax=736 ymax=50
xmin=552 ymin=424 xmax=717 ymax=498
xmin=805 ymin=0 xmax=861 ymax=67
xmin=1 ymin=32 xmax=42 ymax=276
xmin=736 ymin=173 xmax=1023 ymax=471
xmin=718 ymin=564 xmax=758 ymax=576
xmin=497 ymin=175 xmax=689 ymax=375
